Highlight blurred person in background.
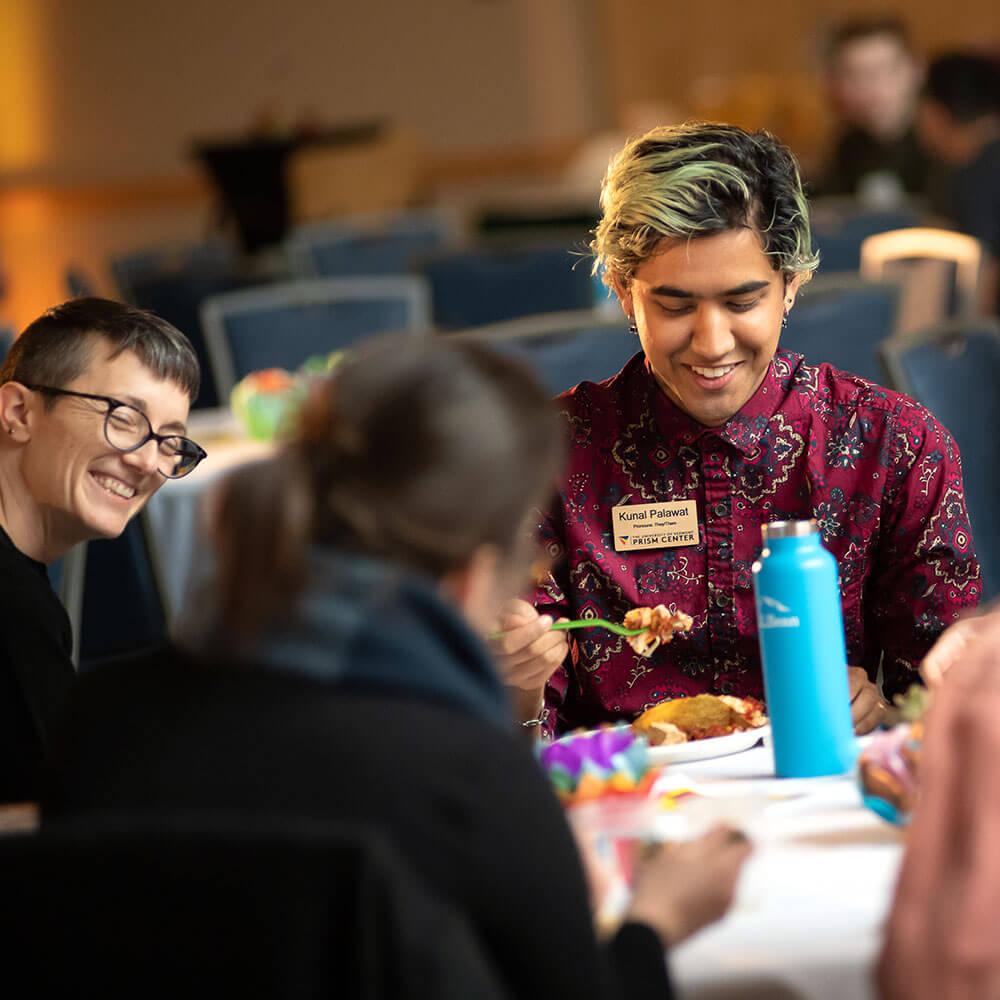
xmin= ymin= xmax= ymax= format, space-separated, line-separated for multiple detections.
xmin=816 ymin=16 xmax=929 ymax=205
xmin=918 ymin=51 xmax=1000 ymax=313
xmin=43 ymin=336 xmax=749 ymax=999
xmin=492 ymin=122 xmax=980 ymax=740
xmin=0 ymin=298 xmax=202 ymax=804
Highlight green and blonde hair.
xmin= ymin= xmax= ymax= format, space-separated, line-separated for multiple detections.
xmin=592 ymin=122 xmax=819 ymax=289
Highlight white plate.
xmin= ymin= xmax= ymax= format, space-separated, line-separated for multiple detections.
xmin=646 ymin=726 xmax=770 ymax=765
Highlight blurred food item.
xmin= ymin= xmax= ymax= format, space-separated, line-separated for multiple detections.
xmin=633 ymin=694 xmax=768 ymax=744
xmin=230 ymin=368 xmax=304 ymax=442
xmin=858 ymin=684 xmax=928 ymax=825
xmin=230 ymin=352 xmax=346 ymax=441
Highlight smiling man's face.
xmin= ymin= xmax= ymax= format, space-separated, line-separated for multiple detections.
xmin=20 ymin=339 xmax=191 ymax=541
xmin=618 ymin=228 xmax=801 ymax=427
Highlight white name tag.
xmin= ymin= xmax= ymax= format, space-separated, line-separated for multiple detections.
xmin=611 ymin=500 xmax=700 ymax=552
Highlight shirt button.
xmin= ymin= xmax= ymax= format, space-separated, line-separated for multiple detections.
xmin=714 ymin=502 xmax=729 ymax=517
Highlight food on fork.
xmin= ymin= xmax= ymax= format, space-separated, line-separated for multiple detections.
xmin=632 ymin=694 xmax=768 ymax=745
xmin=622 ymin=605 xmax=694 ymax=656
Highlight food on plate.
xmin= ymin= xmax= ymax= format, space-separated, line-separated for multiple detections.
xmin=623 ymin=605 xmax=694 ymax=656
xmin=632 ymin=694 xmax=768 ymax=745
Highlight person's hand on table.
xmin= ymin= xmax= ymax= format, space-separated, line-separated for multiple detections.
xmin=920 ymin=613 xmax=993 ymax=688
xmin=626 ymin=826 xmax=751 ymax=946
xmin=849 ymin=666 xmax=886 ymax=734
xmin=488 ymin=599 xmax=569 ymax=719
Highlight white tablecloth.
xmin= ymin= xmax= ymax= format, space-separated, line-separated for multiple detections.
xmin=662 ymin=743 xmax=903 ymax=1000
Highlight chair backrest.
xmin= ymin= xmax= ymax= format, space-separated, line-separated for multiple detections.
xmin=0 ymin=819 xmax=506 ymax=1000
xmin=287 ymin=209 xmax=455 ymax=278
xmin=0 ymin=325 xmax=14 ymax=362
xmin=111 ymin=239 xmax=234 ymax=303
xmin=881 ymin=320 xmax=1000 ymax=601
xmin=77 ymin=514 xmax=167 ymax=670
xmin=201 ymin=276 xmax=431 ymax=398
xmin=421 ymin=244 xmax=594 ymax=330
xmin=126 ymin=269 xmax=264 ymax=411
xmin=782 ymin=276 xmax=899 ymax=382
xmin=453 ymin=309 xmax=639 ymax=395
xmin=810 ymin=201 xmax=922 ymax=274
xmin=860 ymin=228 xmax=985 ymax=335
xmin=47 ymin=543 xmax=88 ymax=667
xmin=65 ymin=267 xmax=97 ymax=298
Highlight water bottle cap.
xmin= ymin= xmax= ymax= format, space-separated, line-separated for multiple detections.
xmin=761 ymin=518 xmax=818 ymax=542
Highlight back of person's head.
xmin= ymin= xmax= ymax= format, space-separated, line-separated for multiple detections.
xmin=923 ymin=52 xmax=1000 ymax=124
xmin=592 ymin=122 xmax=818 ymax=292
xmin=213 ymin=335 xmax=564 ymax=635
xmin=0 ymin=297 xmax=200 ymax=402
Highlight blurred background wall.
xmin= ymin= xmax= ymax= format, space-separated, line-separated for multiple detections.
xmin=0 ymin=0 xmax=996 ymax=329
xmin=0 ymin=0 xmax=603 ymax=183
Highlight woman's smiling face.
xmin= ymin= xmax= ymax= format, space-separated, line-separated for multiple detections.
xmin=618 ymin=228 xmax=801 ymax=427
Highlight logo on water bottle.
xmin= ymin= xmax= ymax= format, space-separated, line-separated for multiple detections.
xmin=759 ymin=595 xmax=801 ymax=629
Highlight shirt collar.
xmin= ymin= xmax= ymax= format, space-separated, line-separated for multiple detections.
xmin=647 ymin=348 xmax=803 ymax=457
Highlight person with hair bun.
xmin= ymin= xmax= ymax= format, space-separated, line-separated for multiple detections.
xmin=42 ymin=334 xmax=749 ymax=998
xmin=492 ymin=122 xmax=979 ymax=740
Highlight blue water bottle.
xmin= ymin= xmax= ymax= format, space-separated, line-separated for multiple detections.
xmin=752 ymin=519 xmax=857 ymax=778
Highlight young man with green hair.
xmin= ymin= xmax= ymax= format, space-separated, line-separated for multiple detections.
xmin=491 ymin=122 xmax=980 ymax=739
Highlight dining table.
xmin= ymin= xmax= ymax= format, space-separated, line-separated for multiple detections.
xmin=654 ymin=737 xmax=903 ymax=1000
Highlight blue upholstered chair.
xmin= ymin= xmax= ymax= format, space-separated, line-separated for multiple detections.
xmin=47 ymin=544 xmax=87 ymax=667
xmin=111 ymin=240 xmax=254 ymax=410
xmin=287 ymin=209 xmax=455 ymax=278
xmin=111 ymin=240 xmax=235 ymax=303
xmin=810 ymin=200 xmax=922 ymax=274
xmin=76 ymin=515 xmax=168 ymax=670
xmin=783 ymin=276 xmax=900 ymax=383
xmin=65 ymin=267 xmax=97 ymax=298
xmin=421 ymin=244 xmax=593 ymax=330
xmin=881 ymin=320 xmax=1000 ymax=601
xmin=201 ymin=276 xmax=431 ymax=397
xmin=454 ymin=310 xmax=640 ymax=395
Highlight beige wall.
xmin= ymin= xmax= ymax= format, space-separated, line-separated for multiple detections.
xmin=1 ymin=0 xmax=605 ymax=184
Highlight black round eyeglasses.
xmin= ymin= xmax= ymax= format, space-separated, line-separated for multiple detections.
xmin=21 ymin=384 xmax=207 ymax=479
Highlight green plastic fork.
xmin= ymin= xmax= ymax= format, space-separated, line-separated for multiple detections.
xmin=488 ymin=618 xmax=646 ymax=640
xmin=550 ymin=618 xmax=647 ymax=637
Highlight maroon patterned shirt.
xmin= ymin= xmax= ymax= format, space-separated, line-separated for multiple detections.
xmin=534 ymin=350 xmax=980 ymax=738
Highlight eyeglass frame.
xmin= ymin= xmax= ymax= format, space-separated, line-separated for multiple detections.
xmin=18 ymin=383 xmax=207 ymax=479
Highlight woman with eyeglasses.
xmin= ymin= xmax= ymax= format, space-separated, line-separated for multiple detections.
xmin=0 ymin=297 xmax=203 ymax=803
xmin=43 ymin=334 xmax=748 ymax=998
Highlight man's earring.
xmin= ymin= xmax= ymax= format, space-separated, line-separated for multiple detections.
xmin=628 ymin=317 xmax=638 ymax=335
